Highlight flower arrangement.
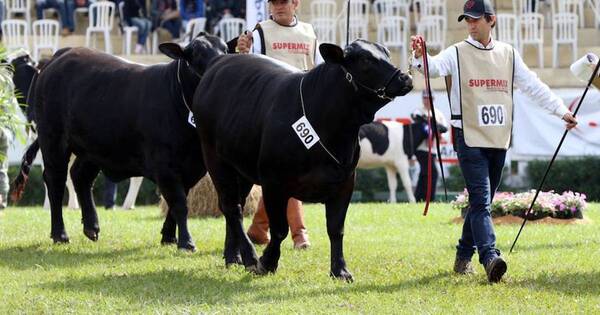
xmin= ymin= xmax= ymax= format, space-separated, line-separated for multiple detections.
xmin=452 ymin=189 xmax=587 ymax=220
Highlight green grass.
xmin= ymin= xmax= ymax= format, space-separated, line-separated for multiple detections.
xmin=1 ymin=203 xmax=600 ymax=314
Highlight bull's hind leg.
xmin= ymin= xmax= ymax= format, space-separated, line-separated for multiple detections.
xmin=40 ymin=144 xmax=71 ymax=243
xmin=259 ymin=187 xmax=290 ymax=273
xmin=325 ymin=175 xmax=355 ymax=282
xmin=157 ymin=175 xmax=196 ymax=251
xmin=70 ymin=157 xmax=100 ymax=241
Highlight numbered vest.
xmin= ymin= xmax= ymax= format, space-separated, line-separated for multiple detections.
xmin=257 ymin=19 xmax=317 ymax=71
xmin=456 ymin=40 xmax=514 ymax=149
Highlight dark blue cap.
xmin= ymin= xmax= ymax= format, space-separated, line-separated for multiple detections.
xmin=458 ymin=0 xmax=495 ymax=22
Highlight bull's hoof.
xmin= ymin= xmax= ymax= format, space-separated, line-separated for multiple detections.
xmin=83 ymin=228 xmax=99 ymax=242
xmin=160 ymin=236 xmax=177 ymax=245
xmin=177 ymin=241 xmax=197 ymax=253
xmin=258 ymin=255 xmax=278 ymax=273
xmin=51 ymin=233 xmax=70 ymax=244
xmin=330 ymin=268 xmax=354 ymax=283
xmin=225 ymin=254 xmax=243 ymax=268
xmin=245 ymin=260 xmax=268 ymax=275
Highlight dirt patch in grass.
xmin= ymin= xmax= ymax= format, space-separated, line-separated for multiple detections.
xmin=451 ymin=215 xmax=592 ymax=225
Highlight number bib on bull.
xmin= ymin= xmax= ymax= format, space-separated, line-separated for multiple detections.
xmin=456 ymin=41 xmax=514 ymax=149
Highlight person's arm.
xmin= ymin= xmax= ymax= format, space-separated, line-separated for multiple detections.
xmin=513 ymin=48 xmax=577 ymax=129
xmin=409 ymin=36 xmax=455 ymax=78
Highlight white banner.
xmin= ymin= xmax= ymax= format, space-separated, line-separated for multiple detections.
xmin=246 ymin=0 xmax=268 ymax=31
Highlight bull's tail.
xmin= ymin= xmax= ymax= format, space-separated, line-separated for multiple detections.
xmin=10 ymin=139 xmax=40 ymax=203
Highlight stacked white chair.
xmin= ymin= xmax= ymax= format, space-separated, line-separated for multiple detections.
xmin=310 ymin=0 xmax=336 ymax=44
xmin=32 ymin=19 xmax=59 ymax=61
xmin=551 ymin=0 xmax=579 ymax=67
xmin=5 ymin=0 xmax=31 ymax=30
xmin=338 ymin=0 xmax=369 ymax=44
xmin=216 ymin=17 xmax=245 ymax=42
xmin=413 ymin=0 xmax=446 ymax=29
xmin=495 ymin=13 xmax=519 ymax=48
xmin=377 ymin=16 xmax=409 ymax=69
xmin=519 ymin=13 xmax=545 ymax=68
xmin=85 ymin=1 xmax=115 ymax=54
xmin=416 ymin=15 xmax=445 ymax=52
xmin=1 ymin=19 xmax=29 ymax=51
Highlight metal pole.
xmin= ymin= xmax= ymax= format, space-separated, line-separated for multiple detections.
xmin=346 ymin=0 xmax=350 ymax=46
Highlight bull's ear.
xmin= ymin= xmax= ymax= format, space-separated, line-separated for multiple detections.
xmin=319 ymin=43 xmax=344 ymax=64
xmin=159 ymin=42 xmax=185 ymax=60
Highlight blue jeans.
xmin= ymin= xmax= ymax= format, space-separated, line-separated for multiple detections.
xmin=454 ymin=128 xmax=506 ymax=265
xmin=130 ymin=17 xmax=152 ymax=45
xmin=36 ymin=0 xmax=75 ymax=31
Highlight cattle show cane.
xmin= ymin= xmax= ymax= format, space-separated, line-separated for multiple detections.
xmin=414 ymin=35 xmax=448 ymax=216
xmin=509 ymin=58 xmax=600 ymax=254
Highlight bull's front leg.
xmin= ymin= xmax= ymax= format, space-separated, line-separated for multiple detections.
xmin=157 ymin=175 xmax=195 ymax=251
xmin=325 ymin=175 xmax=355 ymax=282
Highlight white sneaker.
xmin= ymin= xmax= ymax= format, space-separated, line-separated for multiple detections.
xmin=134 ymin=44 xmax=144 ymax=54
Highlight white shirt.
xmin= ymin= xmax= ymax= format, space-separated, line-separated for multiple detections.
xmin=411 ymin=35 xmax=569 ymax=129
xmin=250 ymin=17 xmax=324 ymax=65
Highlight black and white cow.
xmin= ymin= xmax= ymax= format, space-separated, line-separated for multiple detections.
xmin=357 ymin=120 xmax=418 ymax=203
xmin=13 ymin=34 xmax=227 ymax=251
xmin=193 ymin=40 xmax=413 ymax=281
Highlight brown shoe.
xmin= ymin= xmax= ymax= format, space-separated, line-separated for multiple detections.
xmin=60 ymin=28 xmax=71 ymax=36
xmin=287 ymin=198 xmax=311 ymax=249
xmin=453 ymin=255 xmax=476 ymax=275
xmin=485 ymin=256 xmax=507 ymax=283
xmin=247 ymin=198 xmax=270 ymax=245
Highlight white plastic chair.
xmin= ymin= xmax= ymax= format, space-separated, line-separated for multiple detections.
xmin=185 ymin=17 xmax=206 ymax=39
xmin=377 ymin=16 xmax=408 ymax=69
xmin=519 ymin=13 xmax=545 ymax=68
xmin=373 ymin=0 xmax=411 ymax=27
xmin=85 ymin=1 xmax=115 ymax=54
xmin=32 ymin=19 xmax=59 ymax=61
xmin=310 ymin=0 xmax=336 ymax=19
xmin=339 ymin=0 xmax=370 ymax=44
xmin=216 ymin=17 xmax=245 ymax=42
xmin=1 ymin=19 xmax=29 ymax=51
xmin=416 ymin=15 xmax=445 ymax=52
xmin=552 ymin=12 xmax=578 ymax=67
xmin=495 ymin=13 xmax=519 ymax=47
xmin=5 ymin=0 xmax=31 ymax=30
xmin=73 ymin=0 xmax=95 ymax=30
xmin=118 ymin=2 xmax=137 ymax=55
xmin=551 ymin=0 xmax=584 ymax=27
xmin=413 ymin=0 xmax=446 ymax=29
xmin=311 ymin=17 xmax=336 ymax=44
xmin=513 ymin=0 xmax=539 ymax=13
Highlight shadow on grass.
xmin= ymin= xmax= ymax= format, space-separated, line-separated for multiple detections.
xmin=0 ymin=243 xmax=222 ymax=270
xmin=512 ymin=271 xmax=600 ymax=295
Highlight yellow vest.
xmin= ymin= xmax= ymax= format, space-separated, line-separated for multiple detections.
xmin=456 ymin=40 xmax=515 ymax=149
xmin=257 ymin=19 xmax=317 ymax=71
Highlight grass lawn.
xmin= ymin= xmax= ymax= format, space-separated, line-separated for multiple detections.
xmin=1 ymin=203 xmax=600 ymax=314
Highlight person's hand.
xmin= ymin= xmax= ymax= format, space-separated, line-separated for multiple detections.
xmin=236 ymin=32 xmax=253 ymax=54
xmin=410 ymin=35 xmax=424 ymax=59
xmin=563 ymin=112 xmax=578 ymax=130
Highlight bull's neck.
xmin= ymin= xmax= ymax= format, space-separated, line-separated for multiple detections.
xmin=170 ymin=59 xmax=201 ymax=115
xmin=298 ymin=64 xmax=377 ymax=166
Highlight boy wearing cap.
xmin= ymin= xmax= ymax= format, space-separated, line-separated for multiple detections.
xmin=236 ymin=0 xmax=319 ymax=249
xmin=410 ymin=0 xmax=578 ymax=283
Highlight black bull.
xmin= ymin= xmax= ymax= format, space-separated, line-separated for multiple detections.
xmin=13 ymin=34 xmax=227 ymax=251
xmin=193 ymin=40 xmax=413 ymax=281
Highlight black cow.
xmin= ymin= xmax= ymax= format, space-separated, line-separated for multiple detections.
xmin=193 ymin=39 xmax=413 ymax=280
xmin=13 ymin=34 xmax=227 ymax=251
